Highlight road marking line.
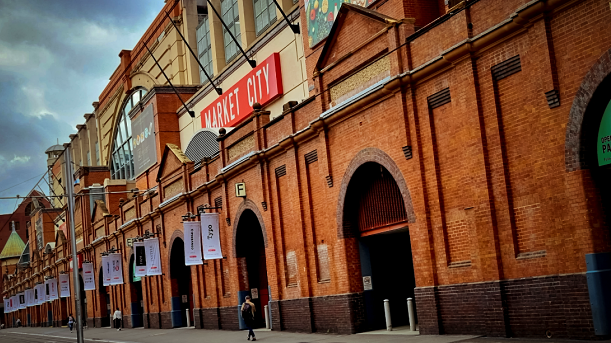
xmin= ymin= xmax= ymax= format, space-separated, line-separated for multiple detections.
xmin=9 ymin=331 xmax=135 ymax=343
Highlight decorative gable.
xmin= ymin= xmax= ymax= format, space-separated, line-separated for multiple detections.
xmin=156 ymin=144 xmax=193 ymax=182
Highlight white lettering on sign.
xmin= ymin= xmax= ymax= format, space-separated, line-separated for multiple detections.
xmin=201 ymin=53 xmax=283 ymax=128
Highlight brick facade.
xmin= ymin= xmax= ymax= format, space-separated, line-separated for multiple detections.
xmin=5 ymin=0 xmax=611 ymax=339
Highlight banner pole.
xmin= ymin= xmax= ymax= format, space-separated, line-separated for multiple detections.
xmin=65 ymin=146 xmax=85 ymax=343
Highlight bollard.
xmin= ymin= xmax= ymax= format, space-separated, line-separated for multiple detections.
xmin=264 ymin=305 xmax=270 ymax=329
xmin=407 ymin=298 xmax=416 ymax=331
xmin=186 ymin=309 xmax=191 ymax=327
xmin=384 ymin=299 xmax=392 ymax=331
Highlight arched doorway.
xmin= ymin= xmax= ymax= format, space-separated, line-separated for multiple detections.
xmin=78 ymin=275 xmax=87 ymax=326
xmin=342 ymin=161 xmax=416 ymax=331
xmin=169 ymin=237 xmax=193 ymax=327
xmin=98 ymin=268 xmax=110 ymax=327
xmin=129 ymin=255 xmax=144 ymax=327
xmin=235 ymin=208 xmax=269 ymax=329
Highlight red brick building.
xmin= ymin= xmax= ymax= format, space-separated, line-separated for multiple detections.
xmin=4 ymin=0 xmax=611 ymax=339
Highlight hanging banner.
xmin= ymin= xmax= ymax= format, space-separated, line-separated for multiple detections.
xmin=102 ymin=255 xmax=112 ymax=286
xmin=134 ymin=241 xmax=147 ymax=278
xmin=144 ymin=238 xmax=162 ymax=276
xmin=44 ymin=280 xmax=51 ymax=302
xmin=49 ymin=278 xmax=58 ymax=300
xmin=110 ymin=253 xmax=124 ymax=285
xmin=201 ymin=213 xmax=223 ymax=260
xmin=26 ymin=289 xmax=35 ymax=307
xmin=13 ymin=295 xmax=19 ymax=311
xmin=19 ymin=292 xmax=26 ymax=309
xmin=82 ymin=262 xmax=96 ymax=291
xmin=59 ymin=274 xmax=70 ymax=298
xmin=184 ymin=221 xmax=203 ymax=265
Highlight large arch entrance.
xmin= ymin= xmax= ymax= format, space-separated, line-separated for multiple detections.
xmin=341 ymin=159 xmax=417 ymax=331
xmin=169 ymin=237 xmax=193 ymax=327
xmin=129 ymin=255 xmax=144 ymax=328
xmin=98 ymin=268 xmax=110 ymax=327
xmin=235 ymin=207 xmax=269 ymax=329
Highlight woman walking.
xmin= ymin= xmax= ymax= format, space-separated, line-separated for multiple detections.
xmin=68 ymin=314 xmax=74 ymax=333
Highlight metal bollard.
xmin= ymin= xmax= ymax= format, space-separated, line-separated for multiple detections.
xmin=186 ymin=309 xmax=191 ymax=327
xmin=264 ymin=305 xmax=270 ymax=329
xmin=384 ymin=299 xmax=392 ymax=331
xmin=407 ymin=298 xmax=416 ymax=331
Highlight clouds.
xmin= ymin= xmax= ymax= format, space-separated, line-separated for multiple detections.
xmin=0 ymin=0 xmax=164 ymax=213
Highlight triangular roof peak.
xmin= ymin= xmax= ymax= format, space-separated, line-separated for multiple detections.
xmin=156 ymin=144 xmax=193 ymax=182
xmin=315 ymin=3 xmax=401 ymax=72
xmin=0 ymin=226 xmax=26 ymax=259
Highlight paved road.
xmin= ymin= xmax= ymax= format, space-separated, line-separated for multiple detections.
xmin=0 ymin=327 xmax=479 ymax=343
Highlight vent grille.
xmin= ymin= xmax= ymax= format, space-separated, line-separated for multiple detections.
xmin=491 ymin=55 xmax=521 ymax=81
xmin=214 ymin=196 xmax=222 ymax=209
xmin=305 ymin=150 xmax=318 ymax=164
xmin=402 ymin=146 xmax=413 ymax=160
xmin=427 ymin=88 xmax=451 ymax=109
xmin=275 ymin=165 xmax=287 ymax=178
xmin=325 ymin=175 xmax=333 ymax=188
xmin=545 ymin=89 xmax=560 ymax=109
xmin=184 ymin=130 xmax=219 ymax=166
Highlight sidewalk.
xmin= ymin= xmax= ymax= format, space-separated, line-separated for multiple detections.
xmin=0 ymin=326 xmax=478 ymax=343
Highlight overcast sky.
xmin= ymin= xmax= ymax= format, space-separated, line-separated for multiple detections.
xmin=0 ymin=0 xmax=165 ymax=214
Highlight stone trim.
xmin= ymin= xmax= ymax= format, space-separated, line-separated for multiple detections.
xmin=336 ymin=147 xmax=416 ymax=239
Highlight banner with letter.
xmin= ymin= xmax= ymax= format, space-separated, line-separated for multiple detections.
xmin=201 ymin=213 xmax=223 ymax=260
xmin=144 ymin=238 xmax=162 ymax=276
xmin=184 ymin=221 xmax=203 ymax=265
xmin=110 ymin=253 xmax=124 ymax=285
xmin=49 ymin=278 xmax=58 ymax=300
xmin=19 ymin=292 xmax=26 ymax=309
xmin=82 ymin=262 xmax=96 ymax=290
xmin=26 ymin=289 xmax=35 ymax=306
xmin=134 ymin=241 xmax=147 ymax=277
xmin=102 ymin=255 xmax=111 ymax=286
xmin=60 ymin=274 xmax=70 ymax=298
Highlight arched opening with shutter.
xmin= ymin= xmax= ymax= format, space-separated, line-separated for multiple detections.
xmin=343 ymin=162 xmax=416 ymax=331
xmin=98 ymin=267 xmax=110 ymax=327
xmin=128 ymin=255 xmax=144 ymax=328
xmin=169 ymin=238 xmax=193 ymax=327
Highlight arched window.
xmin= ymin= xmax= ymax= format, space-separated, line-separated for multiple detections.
xmin=111 ymin=88 xmax=147 ymax=180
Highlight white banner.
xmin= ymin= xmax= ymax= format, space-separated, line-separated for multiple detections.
xmin=12 ymin=295 xmax=18 ymax=311
xmin=144 ymin=238 xmax=162 ymax=276
xmin=201 ymin=213 xmax=223 ymax=260
xmin=102 ymin=255 xmax=112 ymax=286
xmin=19 ymin=292 xmax=26 ymax=309
xmin=60 ymin=274 xmax=70 ymax=298
xmin=82 ymin=262 xmax=96 ymax=291
xmin=49 ymin=278 xmax=58 ymax=300
xmin=134 ymin=241 xmax=147 ymax=277
xmin=110 ymin=253 xmax=124 ymax=285
xmin=184 ymin=221 xmax=203 ymax=265
xmin=26 ymin=289 xmax=35 ymax=307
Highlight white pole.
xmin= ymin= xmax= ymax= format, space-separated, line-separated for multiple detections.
xmin=384 ymin=299 xmax=392 ymax=331
xmin=65 ymin=147 xmax=84 ymax=343
xmin=264 ymin=305 xmax=270 ymax=329
xmin=407 ymin=298 xmax=416 ymax=331
xmin=186 ymin=309 xmax=190 ymax=327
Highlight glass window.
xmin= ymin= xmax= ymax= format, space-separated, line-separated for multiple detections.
xmin=221 ymin=0 xmax=241 ymax=63
xmin=110 ymin=87 xmax=147 ymax=180
xmin=196 ymin=16 xmax=214 ymax=83
xmin=95 ymin=142 xmax=100 ymax=164
xmin=253 ymin=0 xmax=276 ymax=36
xmin=87 ymin=151 xmax=91 ymax=166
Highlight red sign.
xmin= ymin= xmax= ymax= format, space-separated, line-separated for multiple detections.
xmin=200 ymin=53 xmax=283 ymax=128
xmin=69 ymin=253 xmax=83 ymax=271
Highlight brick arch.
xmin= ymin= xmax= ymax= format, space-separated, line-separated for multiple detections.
xmin=565 ymin=48 xmax=611 ymax=171
xmin=336 ymin=147 xmax=416 ymax=239
xmin=167 ymin=229 xmax=185 ymax=275
xmin=232 ymin=199 xmax=268 ymax=258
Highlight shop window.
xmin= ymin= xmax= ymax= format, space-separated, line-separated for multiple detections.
xmin=221 ymin=0 xmax=242 ymax=63
xmin=196 ymin=16 xmax=214 ymax=83
xmin=253 ymin=0 xmax=276 ymax=36
xmin=110 ymin=88 xmax=147 ymax=180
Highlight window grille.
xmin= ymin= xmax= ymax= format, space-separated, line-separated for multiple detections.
xmin=110 ymin=88 xmax=147 ymax=180
xmin=253 ymin=0 xmax=277 ymax=36
xmin=221 ymin=0 xmax=242 ymax=63
xmin=196 ymin=16 xmax=214 ymax=83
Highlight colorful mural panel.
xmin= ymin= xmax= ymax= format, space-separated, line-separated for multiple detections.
xmin=306 ymin=0 xmax=374 ymax=48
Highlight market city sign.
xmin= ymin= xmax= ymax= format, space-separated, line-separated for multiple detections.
xmin=599 ymin=99 xmax=611 ymax=166
xmin=200 ymin=53 xmax=283 ymax=129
